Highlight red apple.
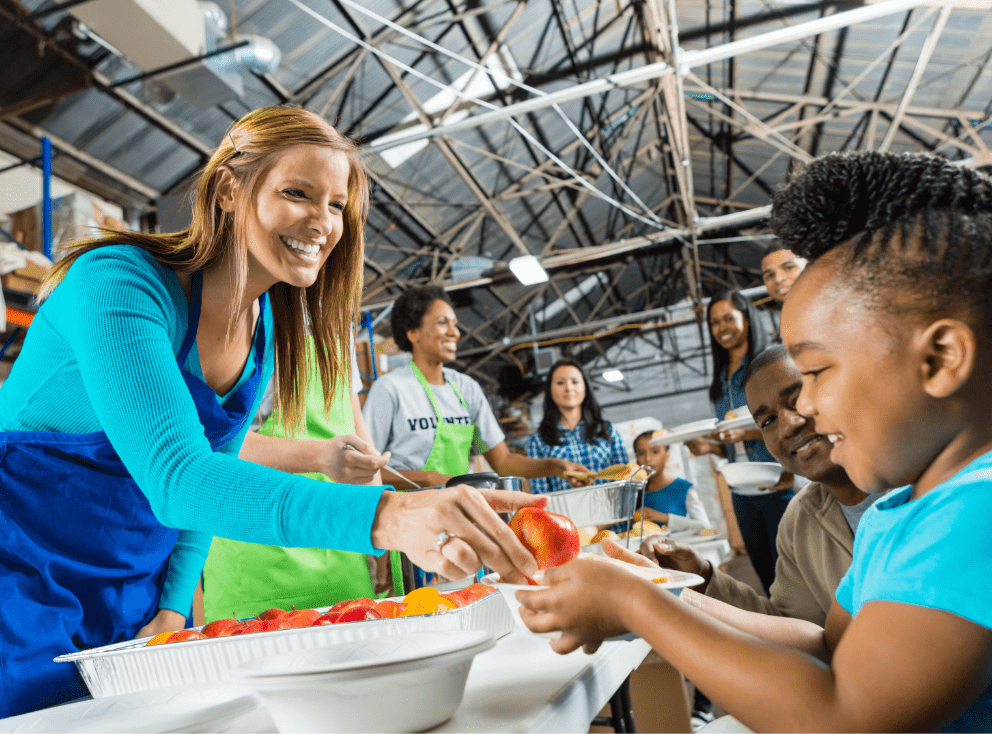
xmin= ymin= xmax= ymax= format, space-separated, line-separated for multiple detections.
xmin=508 ymin=507 xmax=580 ymax=571
xmin=255 ymin=618 xmax=293 ymax=632
xmin=312 ymin=610 xmax=343 ymax=626
xmin=257 ymin=607 xmax=289 ymax=621
xmin=229 ymin=619 xmax=267 ymax=635
xmin=215 ymin=621 xmax=251 ymax=636
xmin=201 ymin=618 xmax=242 ymax=637
xmin=284 ymin=608 xmax=321 ymax=628
xmin=336 ymin=605 xmax=383 ymax=623
xmin=327 ymin=597 xmax=375 ymax=615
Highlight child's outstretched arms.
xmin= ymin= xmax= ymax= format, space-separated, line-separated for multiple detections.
xmin=515 ymin=540 xmax=992 ymax=732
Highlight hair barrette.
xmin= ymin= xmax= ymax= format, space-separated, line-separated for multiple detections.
xmin=229 ymin=133 xmax=241 ymax=156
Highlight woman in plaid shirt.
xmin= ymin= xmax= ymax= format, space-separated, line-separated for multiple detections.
xmin=526 ymin=359 xmax=628 ymax=494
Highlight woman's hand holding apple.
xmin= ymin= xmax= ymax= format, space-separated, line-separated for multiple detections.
xmin=370 ymin=486 xmax=548 ymax=584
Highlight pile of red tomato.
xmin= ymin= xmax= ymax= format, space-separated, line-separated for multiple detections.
xmin=145 ymin=583 xmax=497 ymax=646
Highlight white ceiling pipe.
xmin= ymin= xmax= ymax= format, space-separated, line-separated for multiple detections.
xmin=365 ymin=0 xmax=934 ymax=153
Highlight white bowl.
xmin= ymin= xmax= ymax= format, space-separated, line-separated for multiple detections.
xmin=716 ymin=462 xmax=783 ymax=490
xmin=232 ymin=630 xmax=494 ymax=733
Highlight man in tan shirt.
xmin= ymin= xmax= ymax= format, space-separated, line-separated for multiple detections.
xmin=643 ymin=344 xmax=878 ymax=626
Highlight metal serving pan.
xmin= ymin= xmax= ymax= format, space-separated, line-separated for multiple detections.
xmin=55 ymin=592 xmax=512 ymax=699
xmin=542 ymin=475 xmax=648 ymax=529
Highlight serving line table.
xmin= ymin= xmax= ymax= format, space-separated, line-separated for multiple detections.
xmin=0 ymin=627 xmax=653 ymax=733
xmin=434 ymin=630 xmax=651 ymax=733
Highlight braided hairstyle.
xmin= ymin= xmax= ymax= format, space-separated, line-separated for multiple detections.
xmin=770 ymin=151 xmax=992 ymax=334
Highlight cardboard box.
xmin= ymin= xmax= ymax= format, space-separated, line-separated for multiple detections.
xmin=1 ymin=260 xmax=48 ymax=296
xmin=7 ymin=192 xmax=129 ymax=256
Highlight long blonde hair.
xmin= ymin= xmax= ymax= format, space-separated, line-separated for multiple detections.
xmin=43 ymin=105 xmax=369 ymax=435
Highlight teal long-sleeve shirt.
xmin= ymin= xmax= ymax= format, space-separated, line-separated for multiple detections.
xmin=0 ymin=246 xmax=386 ymax=616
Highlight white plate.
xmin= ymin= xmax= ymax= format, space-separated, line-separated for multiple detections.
xmin=650 ymin=419 xmax=718 ymax=445
xmin=716 ymin=461 xmax=783 ymax=490
xmin=484 ymin=567 xmax=704 ymax=641
xmin=716 ymin=414 xmax=757 ymax=431
xmin=480 ymin=573 xmax=549 ymax=592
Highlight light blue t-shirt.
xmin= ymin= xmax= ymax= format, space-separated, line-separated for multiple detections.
xmin=835 ymin=450 xmax=992 ymax=732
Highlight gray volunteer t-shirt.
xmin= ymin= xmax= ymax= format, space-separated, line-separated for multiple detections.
xmin=362 ymin=364 xmax=505 ymax=471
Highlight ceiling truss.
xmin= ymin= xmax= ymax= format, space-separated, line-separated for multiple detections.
xmin=1 ymin=0 xmax=991 ymax=400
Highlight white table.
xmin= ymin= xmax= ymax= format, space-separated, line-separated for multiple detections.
xmin=435 ymin=631 xmax=651 ymax=733
xmin=0 ymin=629 xmax=652 ymax=733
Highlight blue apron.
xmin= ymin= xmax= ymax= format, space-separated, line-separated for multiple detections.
xmin=0 ymin=270 xmax=266 ymax=718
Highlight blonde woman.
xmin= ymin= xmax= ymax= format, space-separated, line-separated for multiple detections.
xmin=0 ymin=106 xmax=540 ymax=718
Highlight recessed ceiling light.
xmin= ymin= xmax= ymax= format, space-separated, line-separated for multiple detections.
xmin=508 ymin=255 xmax=549 ymax=285
xmin=602 ymin=369 xmax=624 ymax=382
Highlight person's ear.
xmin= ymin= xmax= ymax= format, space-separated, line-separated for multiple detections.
xmin=215 ymin=166 xmax=239 ymax=213
xmin=920 ymin=319 xmax=976 ymax=398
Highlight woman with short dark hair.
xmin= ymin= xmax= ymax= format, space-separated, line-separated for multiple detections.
xmin=363 ymin=286 xmax=586 ymax=489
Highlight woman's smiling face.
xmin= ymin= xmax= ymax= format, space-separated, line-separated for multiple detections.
xmin=709 ymin=300 xmax=749 ymax=353
xmin=408 ymin=299 xmax=460 ymax=365
xmin=781 ymin=260 xmax=936 ymax=493
xmin=234 ymin=144 xmax=351 ymax=291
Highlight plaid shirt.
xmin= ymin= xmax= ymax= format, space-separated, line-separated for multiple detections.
xmin=526 ymin=420 xmax=629 ymax=494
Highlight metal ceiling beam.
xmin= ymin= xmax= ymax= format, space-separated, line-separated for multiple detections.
xmin=456 ymin=284 xmax=770 ymax=358
xmin=0 ymin=1 xmax=214 ymax=158
xmin=360 ymin=205 xmax=773 ymax=311
xmin=365 ymin=0 xmax=933 ymax=153
xmin=702 ymin=88 xmax=992 ymax=122
xmin=879 ymin=3 xmax=953 ymax=152
xmin=2 ymin=117 xmax=159 ymax=203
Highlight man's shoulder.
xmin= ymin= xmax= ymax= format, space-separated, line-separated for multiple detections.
xmin=781 ymin=482 xmax=823 ymax=527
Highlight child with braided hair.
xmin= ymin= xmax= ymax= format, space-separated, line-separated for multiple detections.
xmin=515 ymin=151 xmax=992 ymax=732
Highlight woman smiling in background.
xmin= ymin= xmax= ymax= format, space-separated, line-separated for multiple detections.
xmin=526 ymin=358 xmax=627 ymax=495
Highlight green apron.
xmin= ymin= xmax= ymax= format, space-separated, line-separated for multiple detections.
xmin=202 ymin=340 xmax=403 ymax=621
xmin=411 ymin=363 xmax=477 ymax=475
xmin=409 ymin=363 xmax=481 ymax=588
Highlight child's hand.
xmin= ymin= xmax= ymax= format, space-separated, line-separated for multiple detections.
xmin=516 ymin=539 xmax=657 ymax=654
xmin=639 ymin=536 xmax=711 ymax=589
xmin=515 ymin=558 xmax=637 ymax=654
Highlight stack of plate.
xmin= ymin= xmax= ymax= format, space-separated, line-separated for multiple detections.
xmin=232 ymin=630 xmax=495 ymax=733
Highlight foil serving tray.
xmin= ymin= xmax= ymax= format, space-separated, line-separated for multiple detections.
xmin=54 ymin=593 xmax=512 ymax=699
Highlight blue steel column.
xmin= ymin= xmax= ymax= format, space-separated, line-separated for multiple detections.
xmin=363 ymin=311 xmax=378 ymax=381
xmin=41 ymin=137 xmax=52 ymax=260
